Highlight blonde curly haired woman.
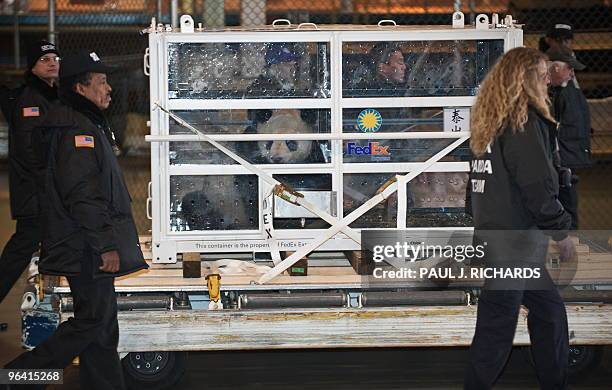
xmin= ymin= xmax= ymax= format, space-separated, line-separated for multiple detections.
xmin=464 ymin=47 xmax=576 ymax=389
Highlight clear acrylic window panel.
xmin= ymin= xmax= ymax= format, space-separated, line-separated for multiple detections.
xmin=406 ymin=172 xmax=472 ymax=227
xmin=169 ymin=109 xmax=332 ymax=165
xmin=342 ymin=138 xmax=469 ymax=163
xmin=344 ymin=173 xmax=398 ymax=228
xmin=272 ymin=174 xmax=332 ymax=229
xmin=167 ymin=42 xmax=331 ymax=99
xmin=342 ymin=40 xmax=504 ymax=97
xmin=344 ymin=172 xmax=472 ymax=229
xmin=170 ymin=175 xmax=259 ymax=231
xmin=344 ymin=107 xmax=446 ymax=133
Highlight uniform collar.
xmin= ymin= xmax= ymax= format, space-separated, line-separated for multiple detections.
xmin=59 ymin=89 xmax=108 ymax=128
xmin=59 ymin=89 xmax=120 ymax=153
xmin=26 ymin=72 xmax=58 ymax=102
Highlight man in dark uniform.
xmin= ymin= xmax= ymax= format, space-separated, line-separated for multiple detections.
xmin=547 ymin=46 xmax=591 ymax=229
xmin=347 ymin=42 xmax=407 ymax=97
xmin=4 ymin=52 xmax=148 ymax=389
xmin=245 ymin=43 xmax=301 ymax=97
xmin=368 ymin=42 xmax=407 ymax=96
xmin=0 ymin=40 xmax=59 ymax=304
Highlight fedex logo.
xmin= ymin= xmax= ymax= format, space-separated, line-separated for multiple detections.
xmin=346 ymin=142 xmax=390 ymax=157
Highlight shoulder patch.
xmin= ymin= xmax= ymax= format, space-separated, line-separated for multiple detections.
xmin=74 ymin=135 xmax=95 ymax=148
xmin=22 ymin=107 xmax=40 ymax=117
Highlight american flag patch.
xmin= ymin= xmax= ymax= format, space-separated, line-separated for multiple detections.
xmin=74 ymin=135 xmax=95 ymax=148
xmin=22 ymin=107 xmax=40 ymax=117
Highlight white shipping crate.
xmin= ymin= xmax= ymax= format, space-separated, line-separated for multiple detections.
xmin=145 ymin=16 xmax=523 ymax=264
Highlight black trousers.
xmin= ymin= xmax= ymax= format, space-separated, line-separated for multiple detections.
xmin=5 ymin=252 xmax=125 ymax=390
xmin=464 ymin=273 xmax=569 ymax=390
xmin=0 ymin=217 xmax=41 ymax=303
xmin=558 ymin=176 xmax=579 ymax=230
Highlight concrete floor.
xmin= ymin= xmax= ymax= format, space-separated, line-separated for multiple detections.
xmin=1 ymin=169 xmax=611 ymax=389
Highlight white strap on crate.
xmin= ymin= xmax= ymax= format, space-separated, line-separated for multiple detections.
xmin=258 ymin=136 xmax=470 ymax=284
xmin=262 ymin=188 xmax=282 ymax=265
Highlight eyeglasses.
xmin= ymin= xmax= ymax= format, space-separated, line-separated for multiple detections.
xmin=39 ymin=56 xmax=60 ymax=63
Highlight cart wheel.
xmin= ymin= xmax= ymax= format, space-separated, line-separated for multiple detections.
xmin=122 ymin=351 xmax=187 ymax=389
xmin=567 ymin=345 xmax=604 ymax=383
xmin=521 ymin=345 xmax=603 ymax=383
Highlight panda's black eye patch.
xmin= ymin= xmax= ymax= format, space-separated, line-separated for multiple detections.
xmin=286 ymin=140 xmax=298 ymax=151
xmin=265 ymin=141 xmax=273 ymax=150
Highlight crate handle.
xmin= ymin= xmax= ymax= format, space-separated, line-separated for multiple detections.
xmin=146 ymin=196 xmax=152 ymax=220
xmin=297 ymin=22 xmax=319 ymax=30
xmin=143 ymin=48 xmax=150 ymax=76
xmin=272 ymin=19 xmax=292 ymax=27
xmin=377 ymin=19 xmax=397 ymax=27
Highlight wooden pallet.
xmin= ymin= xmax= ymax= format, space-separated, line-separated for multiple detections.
xmin=53 ymin=235 xmax=612 ymax=291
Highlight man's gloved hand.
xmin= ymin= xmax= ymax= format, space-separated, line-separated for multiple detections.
xmin=100 ymin=250 xmax=120 ymax=273
xmin=556 ymin=236 xmax=577 ymax=262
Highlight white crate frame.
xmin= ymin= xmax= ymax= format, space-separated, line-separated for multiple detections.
xmin=147 ymin=25 xmax=523 ymax=263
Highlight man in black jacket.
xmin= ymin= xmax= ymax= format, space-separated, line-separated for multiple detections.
xmin=346 ymin=42 xmax=407 ymax=98
xmin=245 ymin=43 xmax=301 ymax=97
xmin=4 ymin=52 xmax=148 ymax=390
xmin=547 ymin=46 xmax=591 ymax=229
xmin=0 ymin=40 xmax=59 ymax=303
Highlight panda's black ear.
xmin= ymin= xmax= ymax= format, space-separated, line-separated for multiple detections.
xmin=300 ymin=109 xmax=317 ymax=126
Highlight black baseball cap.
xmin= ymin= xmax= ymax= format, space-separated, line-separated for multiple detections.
xmin=546 ymin=23 xmax=574 ymax=40
xmin=27 ymin=40 xmax=59 ymax=70
xmin=546 ymin=46 xmax=586 ymax=71
xmin=59 ymin=51 xmax=116 ymax=80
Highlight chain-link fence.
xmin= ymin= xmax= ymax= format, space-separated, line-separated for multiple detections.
xmin=1 ymin=0 xmax=610 ymax=233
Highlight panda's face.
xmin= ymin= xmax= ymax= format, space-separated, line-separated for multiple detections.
xmin=256 ymin=110 xmax=314 ymax=164
xmin=260 ymin=139 xmax=312 ymax=164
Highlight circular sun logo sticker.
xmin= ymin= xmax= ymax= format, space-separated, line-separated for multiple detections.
xmin=357 ymin=109 xmax=383 ymax=133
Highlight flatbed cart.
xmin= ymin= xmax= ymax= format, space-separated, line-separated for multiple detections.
xmin=22 ymin=235 xmax=612 ymax=389
xmin=20 ymin=13 xmax=612 ymax=389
